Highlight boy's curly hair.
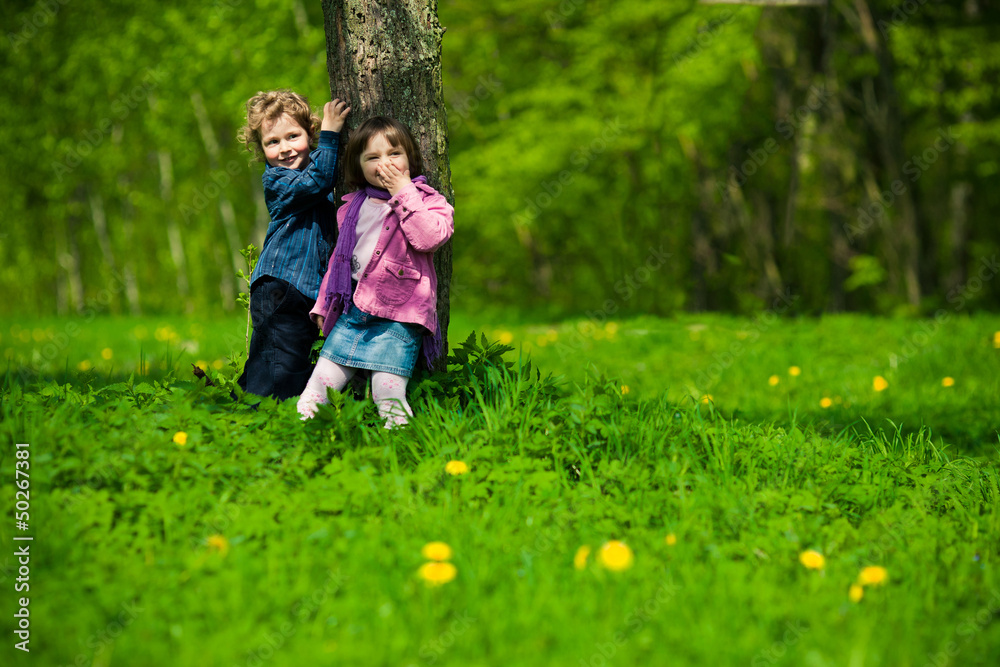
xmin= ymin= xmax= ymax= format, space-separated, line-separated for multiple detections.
xmin=237 ymin=90 xmax=321 ymax=163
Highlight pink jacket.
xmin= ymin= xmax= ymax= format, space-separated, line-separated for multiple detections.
xmin=310 ymin=180 xmax=454 ymax=337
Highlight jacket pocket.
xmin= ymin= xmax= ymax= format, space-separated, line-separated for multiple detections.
xmin=375 ymin=260 xmax=421 ymax=306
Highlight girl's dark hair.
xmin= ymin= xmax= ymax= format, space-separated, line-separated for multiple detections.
xmin=344 ymin=116 xmax=424 ymax=190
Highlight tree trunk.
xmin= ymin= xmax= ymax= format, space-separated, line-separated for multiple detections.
xmin=116 ymin=174 xmax=143 ymax=316
xmin=843 ymin=0 xmax=921 ymax=307
xmin=88 ymin=189 xmax=120 ymax=314
xmin=191 ymin=90 xmax=240 ymax=312
xmin=677 ymin=134 xmax=716 ymax=312
xmin=251 ymin=175 xmax=269 ymax=248
xmin=292 ymin=0 xmax=310 ymax=38
xmin=818 ymin=6 xmax=852 ymax=311
xmin=943 ymin=113 xmax=971 ymax=298
xmin=156 ymin=149 xmax=192 ymax=313
xmin=946 ymin=178 xmax=971 ymax=296
xmin=59 ymin=191 xmax=86 ymax=315
xmin=749 ymin=190 xmax=785 ymax=300
xmin=322 ymin=0 xmax=453 ymax=371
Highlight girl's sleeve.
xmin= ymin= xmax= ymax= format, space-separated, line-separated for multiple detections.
xmin=263 ymin=131 xmax=341 ymax=221
xmin=310 ymin=265 xmax=333 ymax=324
xmin=387 ymin=183 xmax=454 ymax=253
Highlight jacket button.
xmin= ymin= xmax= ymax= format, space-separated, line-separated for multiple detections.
xmin=363 ymin=273 xmax=368 ymax=278
xmin=375 ymin=250 xmax=380 ymax=255
xmin=391 ymin=200 xmax=398 ymax=206
xmin=398 ymin=269 xmax=404 ymax=275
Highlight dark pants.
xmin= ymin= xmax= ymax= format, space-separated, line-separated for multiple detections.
xmin=238 ymin=278 xmax=318 ymax=400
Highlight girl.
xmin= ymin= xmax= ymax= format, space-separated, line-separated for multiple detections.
xmin=297 ymin=116 xmax=454 ymax=426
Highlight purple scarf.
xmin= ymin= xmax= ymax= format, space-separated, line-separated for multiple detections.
xmin=324 ymin=175 xmax=442 ymax=369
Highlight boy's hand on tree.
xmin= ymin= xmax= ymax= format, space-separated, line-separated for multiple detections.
xmin=375 ymin=162 xmax=411 ymax=196
xmin=322 ymin=99 xmax=351 ymax=132
xmin=316 ymin=316 xmax=325 ymax=332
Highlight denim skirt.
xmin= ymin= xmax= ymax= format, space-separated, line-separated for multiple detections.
xmin=319 ymin=306 xmax=423 ymax=377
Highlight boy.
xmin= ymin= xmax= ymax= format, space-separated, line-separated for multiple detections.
xmin=236 ymin=90 xmax=350 ymax=399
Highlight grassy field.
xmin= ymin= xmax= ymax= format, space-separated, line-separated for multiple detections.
xmin=2 ymin=311 xmax=999 ymax=666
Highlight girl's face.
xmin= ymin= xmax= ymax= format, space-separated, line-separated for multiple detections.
xmin=361 ymin=132 xmax=410 ymax=188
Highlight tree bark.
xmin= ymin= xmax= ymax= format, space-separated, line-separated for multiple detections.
xmin=677 ymin=134 xmax=716 ymax=311
xmin=946 ymin=172 xmax=971 ymax=296
xmin=818 ymin=6 xmax=852 ymax=311
xmin=156 ymin=149 xmax=192 ymax=313
xmin=842 ymin=0 xmax=921 ymax=307
xmin=59 ymin=190 xmax=87 ymax=315
xmin=323 ymin=0 xmax=453 ymax=370
xmin=251 ymin=174 xmax=269 ymax=249
xmin=191 ymin=90 xmax=240 ymax=312
xmin=88 ymin=189 xmax=119 ymax=314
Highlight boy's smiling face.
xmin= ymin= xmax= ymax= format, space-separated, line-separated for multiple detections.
xmin=261 ymin=114 xmax=311 ymax=170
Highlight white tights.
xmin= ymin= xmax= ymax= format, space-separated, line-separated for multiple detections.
xmin=296 ymin=357 xmax=412 ymax=428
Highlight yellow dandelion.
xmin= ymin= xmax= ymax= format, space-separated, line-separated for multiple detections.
xmin=173 ymin=431 xmax=188 ymax=446
xmin=768 ymin=375 xmax=780 ymax=386
xmin=941 ymin=377 xmax=955 ymax=388
xmin=574 ymin=545 xmax=591 ymax=570
xmin=77 ymin=360 xmax=93 ymax=371
xmin=665 ymin=533 xmax=677 ymax=547
xmin=994 ymin=331 xmax=1000 ymax=348
xmin=788 ymin=366 xmax=801 ymax=377
xmin=849 ymin=584 xmax=864 ymax=603
xmin=418 ymin=561 xmax=457 ymax=586
xmin=207 ymin=535 xmax=229 ymax=556
xmin=212 ymin=359 xmax=224 ymax=370
xmin=700 ymin=394 xmax=713 ymax=405
xmin=101 ymin=348 xmax=113 ymax=360
xmin=605 ymin=322 xmax=619 ymax=336
xmin=421 ymin=542 xmax=453 ymax=562
xmin=444 ymin=460 xmax=469 ymax=476
xmin=195 ymin=360 xmax=208 ymax=371
xmin=497 ymin=331 xmax=514 ymax=345
xmin=597 ymin=540 xmax=634 ymax=572
xmin=857 ymin=565 xmax=888 ymax=586
xmin=620 ymin=385 xmax=630 ymax=395
xmin=799 ymin=549 xmax=825 ymax=570
xmin=873 ymin=376 xmax=889 ymax=392
xmin=820 ymin=397 xmax=833 ymax=409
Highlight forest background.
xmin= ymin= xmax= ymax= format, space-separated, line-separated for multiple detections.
xmin=2 ymin=0 xmax=999 ymax=321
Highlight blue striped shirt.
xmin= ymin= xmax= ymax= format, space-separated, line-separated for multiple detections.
xmin=250 ymin=130 xmax=341 ymax=300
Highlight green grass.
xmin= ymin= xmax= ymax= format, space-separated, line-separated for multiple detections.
xmin=2 ymin=313 xmax=999 ymax=666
